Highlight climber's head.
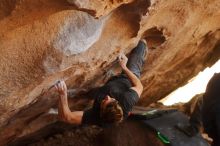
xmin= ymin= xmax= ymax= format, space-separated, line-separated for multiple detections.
xmin=100 ymin=95 xmax=123 ymax=124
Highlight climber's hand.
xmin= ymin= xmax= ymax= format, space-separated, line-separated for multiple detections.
xmin=118 ymin=53 xmax=128 ymax=69
xmin=55 ymin=80 xmax=67 ymax=96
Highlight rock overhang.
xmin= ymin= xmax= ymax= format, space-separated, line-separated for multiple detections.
xmin=0 ymin=0 xmax=220 ymax=144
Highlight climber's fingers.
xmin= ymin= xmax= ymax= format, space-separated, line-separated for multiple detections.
xmin=55 ymin=80 xmax=67 ymax=95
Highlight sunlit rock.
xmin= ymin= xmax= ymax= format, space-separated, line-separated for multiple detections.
xmin=0 ymin=0 xmax=220 ymax=144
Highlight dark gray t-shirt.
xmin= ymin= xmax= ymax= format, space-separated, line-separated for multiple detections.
xmin=82 ymin=75 xmax=139 ymax=126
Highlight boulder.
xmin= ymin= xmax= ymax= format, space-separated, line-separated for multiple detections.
xmin=0 ymin=0 xmax=219 ymax=144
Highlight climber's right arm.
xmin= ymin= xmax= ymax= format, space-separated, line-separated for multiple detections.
xmin=59 ymin=109 xmax=83 ymax=125
xmin=56 ymin=80 xmax=83 ymax=125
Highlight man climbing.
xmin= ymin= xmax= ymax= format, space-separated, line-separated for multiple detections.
xmin=177 ymin=73 xmax=220 ymax=146
xmin=202 ymin=73 xmax=220 ymax=146
xmin=55 ymin=40 xmax=148 ymax=126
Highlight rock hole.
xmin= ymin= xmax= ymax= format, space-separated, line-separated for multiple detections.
xmin=143 ymin=27 xmax=166 ymax=49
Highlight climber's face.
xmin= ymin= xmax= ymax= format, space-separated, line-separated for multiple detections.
xmin=101 ymin=95 xmax=116 ymax=110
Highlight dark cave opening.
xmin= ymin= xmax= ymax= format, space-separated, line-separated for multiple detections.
xmin=143 ymin=27 xmax=166 ymax=49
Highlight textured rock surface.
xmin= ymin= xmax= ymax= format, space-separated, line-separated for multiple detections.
xmin=0 ymin=0 xmax=219 ymax=144
xmin=53 ymin=12 xmax=105 ymax=56
xmin=67 ymin=0 xmax=135 ymax=18
xmin=139 ymin=0 xmax=220 ymax=105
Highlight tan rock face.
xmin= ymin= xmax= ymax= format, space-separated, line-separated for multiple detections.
xmin=0 ymin=0 xmax=219 ymax=144
xmin=67 ymin=0 xmax=136 ymax=18
xmin=139 ymin=0 xmax=220 ymax=105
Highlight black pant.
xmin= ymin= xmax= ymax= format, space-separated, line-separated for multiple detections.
xmin=126 ymin=41 xmax=147 ymax=78
xmin=202 ymin=73 xmax=220 ymax=146
xmin=203 ymin=111 xmax=220 ymax=146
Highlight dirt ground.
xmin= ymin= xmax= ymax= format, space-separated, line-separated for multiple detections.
xmin=29 ymin=126 xmax=102 ymax=146
xmin=9 ymin=121 xmax=165 ymax=146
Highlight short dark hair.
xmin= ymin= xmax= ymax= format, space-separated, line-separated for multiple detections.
xmin=100 ymin=100 xmax=123 ymax=124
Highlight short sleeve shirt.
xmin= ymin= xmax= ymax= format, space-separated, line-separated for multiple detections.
xmin=82 ymin=75 xmax=139 ymax=125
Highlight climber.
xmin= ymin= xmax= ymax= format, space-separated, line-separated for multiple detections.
xmin=55 ymin=39 xmax=148 ymax=126
xmin=177 ymin=73 xmax=220 ymax=146
xmin=202 ymin=73 xmax=220 ymax=146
